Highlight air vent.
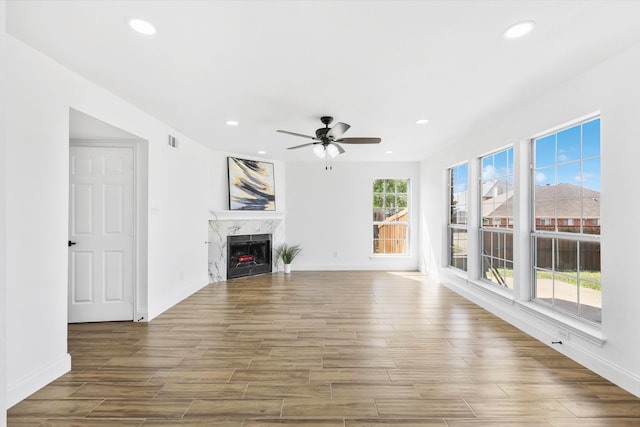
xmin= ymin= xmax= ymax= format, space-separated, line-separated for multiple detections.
xmin=168 ymin=134 xmax=179 ymax=148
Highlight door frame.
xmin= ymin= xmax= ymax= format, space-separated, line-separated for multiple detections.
xmin=69 ymin=139 xmax=147 ymax=322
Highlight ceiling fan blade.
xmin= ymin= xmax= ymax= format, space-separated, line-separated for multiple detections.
xmin=326 ymin=122 xmax=350 ymax=139
xmin=336 ymin=137 xmax=381 ymax=144
xmin=287 ymin=142 xmax=317 ymax=150
xmin=277 ymin=130 xmax=317 ymax=140
xmin=329 ymin=142 xmax=345 ymax=154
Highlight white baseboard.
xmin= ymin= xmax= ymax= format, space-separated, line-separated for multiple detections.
xmin=134 ymin=309 xmax=149 ymax=322
xmin=438 ymin=270 xmax=640 ymax=398
xmin=147 ymin=276 xmax=209 ymax=321
xmin=293 ymin=263 xmax=419 ymax=271
xmin=7 ymin=353 xmax=71 ymax=408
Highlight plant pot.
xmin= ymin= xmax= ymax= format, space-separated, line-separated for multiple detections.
xmin=284 ymin=263 xmax=292 ymax=274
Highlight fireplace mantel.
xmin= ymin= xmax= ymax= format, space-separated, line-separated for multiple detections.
xmin=209 ymin=210 xmax=285 ymax=221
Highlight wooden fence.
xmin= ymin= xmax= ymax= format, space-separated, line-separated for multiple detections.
xmin=482 ymin=228 xmax=600 ymax=272
xmin=375 ymin=209 xmax=408 ymax=254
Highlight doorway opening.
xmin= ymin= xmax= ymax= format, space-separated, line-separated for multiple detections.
xmin=68 ymin=109 xmax=148 ymax=322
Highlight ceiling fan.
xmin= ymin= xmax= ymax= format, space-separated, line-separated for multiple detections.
xmin=277 ymin=116 xmax=381 ymax=168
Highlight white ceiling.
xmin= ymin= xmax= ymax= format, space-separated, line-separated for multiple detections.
xmin=7 ymin=1 xmax=640 ymax=162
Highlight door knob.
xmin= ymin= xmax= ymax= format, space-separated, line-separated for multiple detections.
xmin=68 ymin=241 xmax=77 ymax=247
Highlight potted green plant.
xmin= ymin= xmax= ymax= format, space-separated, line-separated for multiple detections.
xmin=275 ymin=243 xmax=302 ymax=273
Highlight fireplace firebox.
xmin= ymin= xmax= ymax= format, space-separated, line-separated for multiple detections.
xmin=227 ymin=234 xmax=272 ymax=279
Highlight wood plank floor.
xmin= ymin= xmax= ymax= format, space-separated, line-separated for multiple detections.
xmin=8 ymin=271 xmax=640 ymax=426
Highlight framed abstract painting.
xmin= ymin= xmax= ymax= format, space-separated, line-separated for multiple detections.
xmin=227 ymin=157 xmax=276 ymax=211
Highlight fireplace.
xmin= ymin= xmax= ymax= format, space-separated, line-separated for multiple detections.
xmin=227 ymin=234 xmax=272 ymax=279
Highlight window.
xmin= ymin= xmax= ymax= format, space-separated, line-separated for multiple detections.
xmin=532 ymin=117 xmax=601 ymax=323
xmin=372 ymin=179 xmax=409 ymax=254
xmin=480 ymin=147 xmax=514 ymax=289
xmin=448 ymin=164 xmax=468 ymax=270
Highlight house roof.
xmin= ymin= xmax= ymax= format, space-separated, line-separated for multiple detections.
xmin=488 ymin=183 xmax=600 ymax=218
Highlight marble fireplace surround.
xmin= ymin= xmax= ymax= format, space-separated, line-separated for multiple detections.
xmin=208 ymin=211 xmax=285 ymax=282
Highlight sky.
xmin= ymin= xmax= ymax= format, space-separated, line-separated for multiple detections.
xmin=454 ymin=117 xmax=601 ymax=198
xmin=535 ymin=118 xmax=601 ymax=192
xmin=482 ymin=147 xmax=513 ymax=182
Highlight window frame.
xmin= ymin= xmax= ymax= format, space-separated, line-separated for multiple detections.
xmin=447 ymin=163 xmax=469 ymax=271
xmin=531 ymin=115 xmax=601 ymax=324
xmin=372 ymin=178 xmax=410 ymax=256
xmin=479 ymin=146 xmax=514 ymax=290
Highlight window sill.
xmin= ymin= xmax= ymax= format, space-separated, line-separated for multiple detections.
xmin=443 ymin=269 xmax=514 ymax=305
xmin=516 ymin=301 xmax=606 ymax=347
xmin=445 ymin=266 xmax=468 ymax=280
xmin=369 ymin=254 xmax=411 ymax=259
xmin=468 ymin=278 xmax=515 ymax=305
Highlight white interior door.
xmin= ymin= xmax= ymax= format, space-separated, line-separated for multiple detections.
xmin=69 ymin=145 xmax=134 ymax=322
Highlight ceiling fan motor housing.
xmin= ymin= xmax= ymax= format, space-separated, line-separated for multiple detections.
xmin=320 ymin=116 xmax=333 ymax=126
xmin=315 ymin=127 xmax=330 ymax=141
xmin=316 ymin=117 xmax=335 ymax=143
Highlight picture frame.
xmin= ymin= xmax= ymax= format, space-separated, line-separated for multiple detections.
xmin=227 ymin=157 xmax=276 ymax=211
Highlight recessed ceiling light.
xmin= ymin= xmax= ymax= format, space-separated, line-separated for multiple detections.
xmin=385 ymin=150 xmax=393 ymax=155
xmin=503 ymin=21 xmax=535 ymax=39
xmin=225 ymin=120 xmax=239 ymax=126
xmin=258 ymin=150 xmax=267 ymax=155
xmin=129 ymin=18 xmax=156 ymax=35
xmin=416 ymin=119 xmax=429 ymax=125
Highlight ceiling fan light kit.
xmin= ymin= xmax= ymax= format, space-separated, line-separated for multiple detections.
xmin=277 ymin=116 xmax=381 ymax=169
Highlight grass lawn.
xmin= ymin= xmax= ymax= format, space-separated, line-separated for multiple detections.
xmin=538 ymin=270 xmax=601 ymax=291
xmin=485 ymin=268 xmax=602 ymax=291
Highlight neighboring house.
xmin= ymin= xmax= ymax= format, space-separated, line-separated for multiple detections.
xmin=533 ymin=183 xmax=600 ymax=231
xmin=482 ymin=179 xmax=510 ymax=200
xmin=481 ymin=179 xmax=514 ymax=227
xmin=486 ymin=183 xmax=600 ymax=232
xmin=484 ymin=183 xmax=601 ymax=270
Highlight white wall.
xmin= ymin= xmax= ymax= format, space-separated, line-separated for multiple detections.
xmin=5 ymin=35 xmax=210 ymax=406
xmin=146 ymin=133 xmax=209 ymax=320
xmin=420 ymin=40 xmax=640 ymax=396
xmin=6 ymin=34 xmax=71 ymax=408
xmin=286 ymin=161 xmax=419 ymax=271
xmin=1 ymin=0 xmax=8 ymax=423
